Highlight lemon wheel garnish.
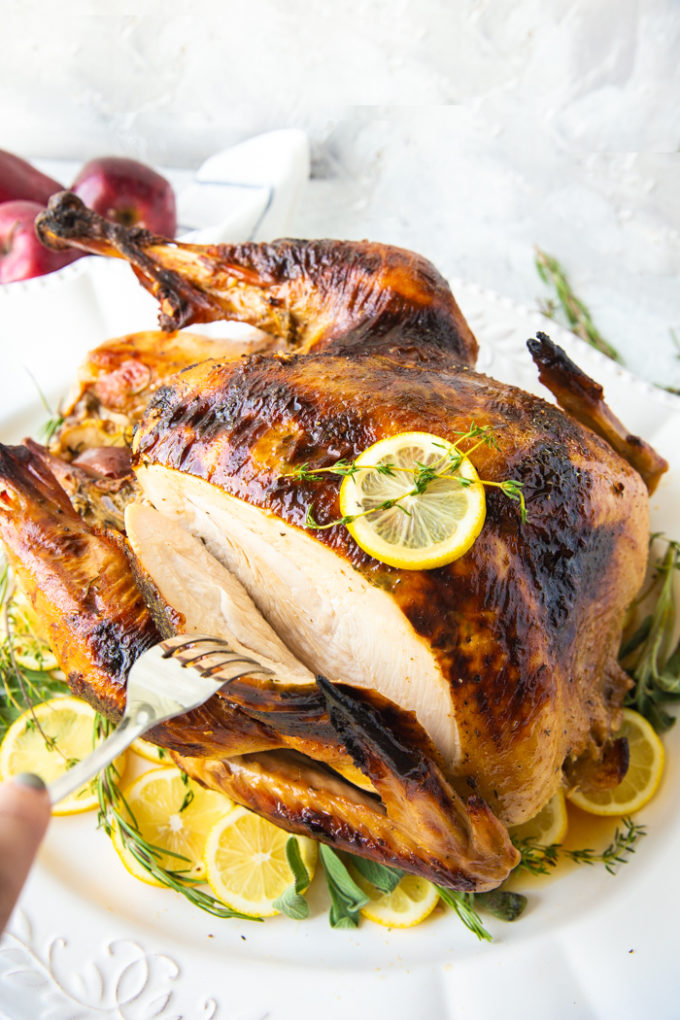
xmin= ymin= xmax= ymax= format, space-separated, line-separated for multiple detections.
xmin=111 ymin=767 xmax=231 ymax=886
xmin=567 ymin=709 xmax=664 ymax=816
xmin=508 ymin=791 xmax=568 ymax=845
xmin=204 ymin=806 xmax=318 ymax=917
xmin=0 ymin=696 xmax=123 ymax=815
xmin=0 ymin=592 xmax=58 ymax=672
xmin=131 ymin=738 xmax=173 ymax=765
xmin=338 ymin=431 xmax=486 ymax=570
xmin=349 ymin=866 xmax=440 ymax=928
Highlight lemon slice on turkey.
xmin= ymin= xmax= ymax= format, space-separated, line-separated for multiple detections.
xmin=338 ymin=431 xmax=486 ymax=569
xmin=567 ymin=709 xmax=664 ymax=816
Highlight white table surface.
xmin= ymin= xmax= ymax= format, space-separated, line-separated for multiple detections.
xmin=2 ymin=2 xmax=678 ymax=394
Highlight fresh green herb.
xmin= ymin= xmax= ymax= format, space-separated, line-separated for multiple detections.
xmin=286 ymin=424 xmax=527 ymax=533
xmin=473 ymin=889 xmax=527 ymax=922
xmin=23 ymin=369 xmax=65 ymax=444
xmin=272 ymin=837 xmax=312 ymax=920
xmin=0 ymin=568 xmax=70 ymax=742
xmin=513 ymin=816 xmax=646 ymax=877
xmin=435 ymin=885 xmax=527 ymax=939
xmin=94 ymin=727 xmax=259 ymax=922
xmin=621 ymin=537 xmax=680 ymax=733
xmin=39 ymin=413 xmax=65 ymax=445
xmin=347 ymin=855 xmax=404 ymax=894
xmin=319 ymin=844 xmax=369 ymax=929
xmin=535 ymin=248 xmax=623 ymax=363
xmin=670 ymin=328 xmax=680 ymax=360
xmin=436 ymin=887 xmax=493 ymax=942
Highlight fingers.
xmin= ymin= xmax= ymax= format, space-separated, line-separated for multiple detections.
xmin=0 ymin=773 xmax=51 ymax=933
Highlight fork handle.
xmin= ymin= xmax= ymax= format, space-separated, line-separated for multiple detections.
xmin=48 ymin=708 xmax=153 ymax=806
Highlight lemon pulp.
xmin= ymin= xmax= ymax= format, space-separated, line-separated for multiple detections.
xmin=0 ymin=696 xmax=123 ymax=815
xmin=204 ymin=805 xmax=317 ymax=917
xmin=338 ymin=431 xmax=486 ymax=570
xmin=567 ymin=709 xmax=664 ymax=816
xmin=111 ymin=766 xmax=231 ymax=885
xmin=509 ymin=791 xmax=569 ymax=845
xmin=350 ymin=867 xmax=440 ymax=928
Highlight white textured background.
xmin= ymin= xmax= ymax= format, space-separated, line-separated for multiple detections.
xmin=1 ymin=0 xmax=679 ymax=391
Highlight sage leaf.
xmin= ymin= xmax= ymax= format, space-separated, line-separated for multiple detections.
xmin=319 ymin=844 xmax=368 ymax=928
xmin=285 ymin=836 xmax=310 ymax=894
xmin=474 ymin=889 xmax=527 ymax=922
xmin=272 ymin=837 xmax=312 ymax=919
xmin=346 ymin=854 xmax=404 ymax=894
xmin=272 ymin=885 xmax=310 ymax=920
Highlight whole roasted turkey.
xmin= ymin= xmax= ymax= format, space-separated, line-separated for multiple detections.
xmin=0 ymin=193 xmax=667 ymax=893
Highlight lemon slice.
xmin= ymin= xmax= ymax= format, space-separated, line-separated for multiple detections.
xmin=567 ymin=709 xmax=665 ymax=816
xmin=131 ymin=738 xmax=173 ymax=765
xmin=0 ymin=592 xmax=58 ymax=672
xmin=338 ymin=431 xmax=486 ymax=569
xmin=349 ymin=867 xmax=440 ymax=928
xmin=508 ymin=791 xmax=568 ymax=845
xmin=0 ymin=696 xmax=121 ymax=815
xmin=204 ymin=806 xmax=318 ymax=917
xmin=111 ymin=767 xmax=231 ymax=886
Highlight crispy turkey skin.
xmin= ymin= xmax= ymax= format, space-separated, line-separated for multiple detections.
xmin=0 ymin=193 xmax=664 ymax=893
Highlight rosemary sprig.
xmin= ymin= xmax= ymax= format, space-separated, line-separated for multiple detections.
xmin=513 ymin=817 xmax=646 ymax=877
xmin=436 ymin=888 xmax=492 ymax=942
xmin=621 ymin=537 xmax=680 ymax=733
xmin=94 ymin=728 xmax=259 ymax=923
xmin=338 ymin=853 xmax=525 ymax=938
xmin=535 ymin=248 xmax=623 ymax=363
xmin=287 ymin=424 xmax=527 ymax=533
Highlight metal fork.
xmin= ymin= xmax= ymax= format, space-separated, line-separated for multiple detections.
xmin=48 ymin=634 xmax=274 ymax=806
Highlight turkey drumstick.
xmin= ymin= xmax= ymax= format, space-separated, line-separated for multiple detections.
xmin=36 ymin=191 xmax=479 ymax=363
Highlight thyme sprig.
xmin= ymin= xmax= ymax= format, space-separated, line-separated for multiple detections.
xmin=285 ymin=424 xmax=527 ymax=532
xmin=0 ymin=567 xmax=70 ymax=748
xmin=513 ymin=817 xmax=646 ymax=877
xmin=621 ymin=536 xmax=680 ymax=733
xmin=535 ymin=248 xmax=623 ymax=363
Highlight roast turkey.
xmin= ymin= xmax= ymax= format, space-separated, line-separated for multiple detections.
xmin=0 ymin=193 xmax=667 ymax=893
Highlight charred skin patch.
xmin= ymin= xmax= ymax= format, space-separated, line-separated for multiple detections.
xmin=132 ymin=345 xmax=649 ymax=823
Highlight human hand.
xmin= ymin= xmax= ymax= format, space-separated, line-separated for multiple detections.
xmin=0 ymin=773 xmax=51 ymax=933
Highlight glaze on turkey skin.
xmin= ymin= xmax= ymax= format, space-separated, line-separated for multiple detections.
xmin=134 ymin=345 xmax=646 ymax=823
xmin=33 ymin=195 xmax=655 ymax=832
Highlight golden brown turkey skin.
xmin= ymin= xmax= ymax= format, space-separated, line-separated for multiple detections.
xmin=32 ymin=195 xmax=657 ymax=840
xmin=528 ymin=332 xmax=668 ymax=493
xmin=36 ymin=193 xmax=479 ymax=365
xmin=134 ymin=347 xmax=646 ymax=823
xmin=0 ymin=445 xmax=157 ymax=717
xmin=0 ymin=443 xmax=518 ymax=890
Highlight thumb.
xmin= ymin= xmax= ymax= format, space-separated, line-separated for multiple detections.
xmin=0 ymin=774 xmax=51 ymax=933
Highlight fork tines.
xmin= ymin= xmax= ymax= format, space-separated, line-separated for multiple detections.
xmin=160 ymin=634 xmax=275 ymax=683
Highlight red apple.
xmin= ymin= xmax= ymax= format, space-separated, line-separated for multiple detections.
xmin=0 ymin=149 xmax=63 ymax=205
xmin=71 ymin=156 xmax=176 ymax=236
xmin=0 ymin=200 xmax=83 ymax=283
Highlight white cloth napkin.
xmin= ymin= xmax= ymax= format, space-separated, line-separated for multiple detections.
xmin=0 ymin=130 xmax=309 ymax=432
